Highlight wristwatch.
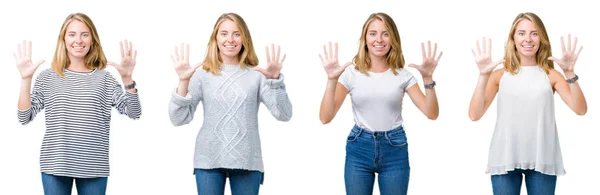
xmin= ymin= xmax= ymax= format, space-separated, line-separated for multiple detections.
xmin=566 ymin=75 xmax=579 ymax=84
xmin=424 ymin=81 xmax=436 ymax=89
xmin=124 ymin=80 xmax=136 ymax=90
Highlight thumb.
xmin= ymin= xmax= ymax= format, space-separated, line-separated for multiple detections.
xmin=34 ymin=60 xmax=45 ymax=68
xmin=493 ymin=59 xmax=505 ymax=66
xmin=547 ymin=56 xmax=558 ymax=62
xmin=193 ymin=62 xmax=203 ymax=70
xmin=408 ymin=63 xmax=419 ymax=69
xmin=107 ymin=61 xmax=117 ymax=67
xmin=253 ymin=67 xmax=267 ymax=75
xmin=342 ymin=62 xmax=352 ymax=70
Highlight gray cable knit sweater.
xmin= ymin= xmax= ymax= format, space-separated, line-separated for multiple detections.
xmin=168 ymin=64 xmax=292 ymax=173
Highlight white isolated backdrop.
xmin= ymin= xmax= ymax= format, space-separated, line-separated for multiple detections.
xmin=0 ymin=0 xmax=597 ymax=194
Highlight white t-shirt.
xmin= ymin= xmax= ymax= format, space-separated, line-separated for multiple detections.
xmin=338 ymin=66 xmax=417 ymax=131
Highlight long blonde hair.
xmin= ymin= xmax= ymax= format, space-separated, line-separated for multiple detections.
xmin=51 ymin=13 xmax=106 ymax=77
xmin=202 ymin=13 xmax=259 ymax=75
xmin=504 ymin=12 xmax=553 ymax=75
xmin=352 ymin=12 xmax=405 ymax=76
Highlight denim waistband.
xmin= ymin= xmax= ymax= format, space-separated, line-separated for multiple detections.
xmin=351 ymin=124 xmax=405 ymax=137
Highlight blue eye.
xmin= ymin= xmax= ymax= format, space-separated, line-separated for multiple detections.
xmin=384 ymin=33 xmax=389 ymax=37
xmin=234 ymin=33 xmax=241 ymax=37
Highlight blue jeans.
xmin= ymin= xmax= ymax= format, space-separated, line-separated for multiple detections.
xmin=491 ymin=169 xmax=557 ymax=195
xmin=41 ymin=172 xmax=107 ymax=195
xmin=194 ymin=168 xmax=263 ymax=195
xmin=344 ymin=125 xmax=410 ymax=195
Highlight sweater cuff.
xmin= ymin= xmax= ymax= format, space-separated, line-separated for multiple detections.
xmin=171 ymin=88 xmax=193 ymax=106
xmin=266 ymin=73 xmax=286 ymax=89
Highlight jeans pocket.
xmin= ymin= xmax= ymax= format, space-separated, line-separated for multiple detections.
xmin=386 ymin=130 xmax=407 ymax=147
xmin=347 ymin=130 xmax=360 ymax=142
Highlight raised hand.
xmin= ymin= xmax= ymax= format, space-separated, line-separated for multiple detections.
xmin=254 ymin=44 xmax=286 ymax=79
xmin=319 ymin=42 xmax=352 ymax=80
xmin=171 ymin=43 xmax=201 ymax=81
xmin=14 ymin=40 xmax=45 ymax=79
xmin=108 ymin=40 xmax=137 ymax=78
xmin=548 ymin=34 xmax=583 ymax=73
xmin=408 ymin=40 xmax=443 ymax=78
xmin=472 ymin=37 xmax=503 ymax=75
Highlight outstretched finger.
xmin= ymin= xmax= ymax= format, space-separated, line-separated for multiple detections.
xmin=179 ymin=43 xmax=184 ymax=61
xmin=567 ymin=34 xmax=572 ymax=52
xmin=476 ymin=40 xmax=481 ymax=55
xmin=487 ymin=38 xmax=492 ymax=56
xmin=170 ymin=55 xmax=176 ymax=65
xmin=265 ymin=46 xmax=271 ymax=63
xmin=572 ymin=37 xmax=578 ymax=53
xmin=334 ymin=42 xmax=338 ymax=60
xmin=482 ymin=37 xmax=487 ymax=54
xmin=193 ymin=62 xmax=203 ymax=70
xmin=342 ymin=62 xmax=352 ymax=70
xmin=119 ymin=41 xmax=125 ymax=58
xmin=173 ymin=46 xmax=180 ymax=60
xmin=271 ymin=44 xmax=276 ymax=62
xmin=427 ymin=40 xmax=432 ymax=58
xmin=127 ymin=40 xmax=132 ymax=56
xmin=435 ymin=51 xmax=443 ymax=62
xmin=421 ymin=42 xmax=426 ymax=59
xmin=28 ymin=41 xmax=32 ymax=58
xmin=17 ymin=41 xmax=23 ymax=58
xmin=280 ymin=54 xmax=286 ymax=64
xmin=185 ymin=44 xmax=190 ymax=63
xmin=432 ymin=42 xmax=438 ymax=60
xmin=576 ymin=46 xmax=583 ymax=57
xmin=319 ymin=54 xmax=324 ymax=64
xmin=560 ymin=36 xmax=566 ymax=53
xmin=276 ymin=45 xmax=281 ymax=62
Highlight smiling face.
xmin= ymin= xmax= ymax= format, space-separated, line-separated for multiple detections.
xmin=365 ymin=19 xmax=391 ymax=59
xmin=64 ymin=20 xmax=93 ymax=60
xmin=216 ymin=19 xmax=242 ymax=64
xmin=513 ymin=19 xmax=540 ymax=59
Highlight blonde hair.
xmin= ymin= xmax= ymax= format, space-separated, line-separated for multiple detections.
xmin=352 ymin=12 xmax=405 ymax=76
xmin=202 ymin=13 xmax=259 ymax=75
xmin=504 ymin=12 xmax=553 ymax=75
xmin=51 ymin=13 xmax=107 ymax=77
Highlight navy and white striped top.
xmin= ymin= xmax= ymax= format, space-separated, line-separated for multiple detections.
xmin=18 ymin=68 xmax=141 ymax=178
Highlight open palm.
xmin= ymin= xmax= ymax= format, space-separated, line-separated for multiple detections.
xmin=14 ymin=40 xmax=45 ymax=79
xmin=472 ymin=37 xmax=503 ymax=75
xmin=319 ymin=42 xmax=352 ymax=80
xmin=171 ymin=43 xmax=202 ymax=81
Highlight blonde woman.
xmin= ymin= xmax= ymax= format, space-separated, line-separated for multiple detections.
xmin=15 ymin=13 xmax=141 ymax=195
xmin=168 ymin=13 xmax=292 ymax=195
xmin=319 ymin=12 xmax=442 ymax=195
xmin=469 ymin=12 xmax=587 ymax=195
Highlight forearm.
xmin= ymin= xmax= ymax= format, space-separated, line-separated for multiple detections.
xmin=319 ymin=79 xmax=338 ymax=123
xmin=422 ymin=77 xmax=439 ymax=119
xmin=469 ymin=75 xmax=490 ymax=120
xmin=18 ymin=78 xmax=33 ymax=110
xmin=177 ymin=80 xmax=190 ymax=97
xmin=564 ymin=72 xmax=587 ymax=115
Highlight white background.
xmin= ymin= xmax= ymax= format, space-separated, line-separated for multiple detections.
xmin=1 ymin=0 xmax=598 ymax=194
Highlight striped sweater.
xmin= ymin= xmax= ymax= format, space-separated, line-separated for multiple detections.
xmin=169 ymin=64 xmax=292 ymax=173
xmin=18 ymin=68 xmax=141 ymax=178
